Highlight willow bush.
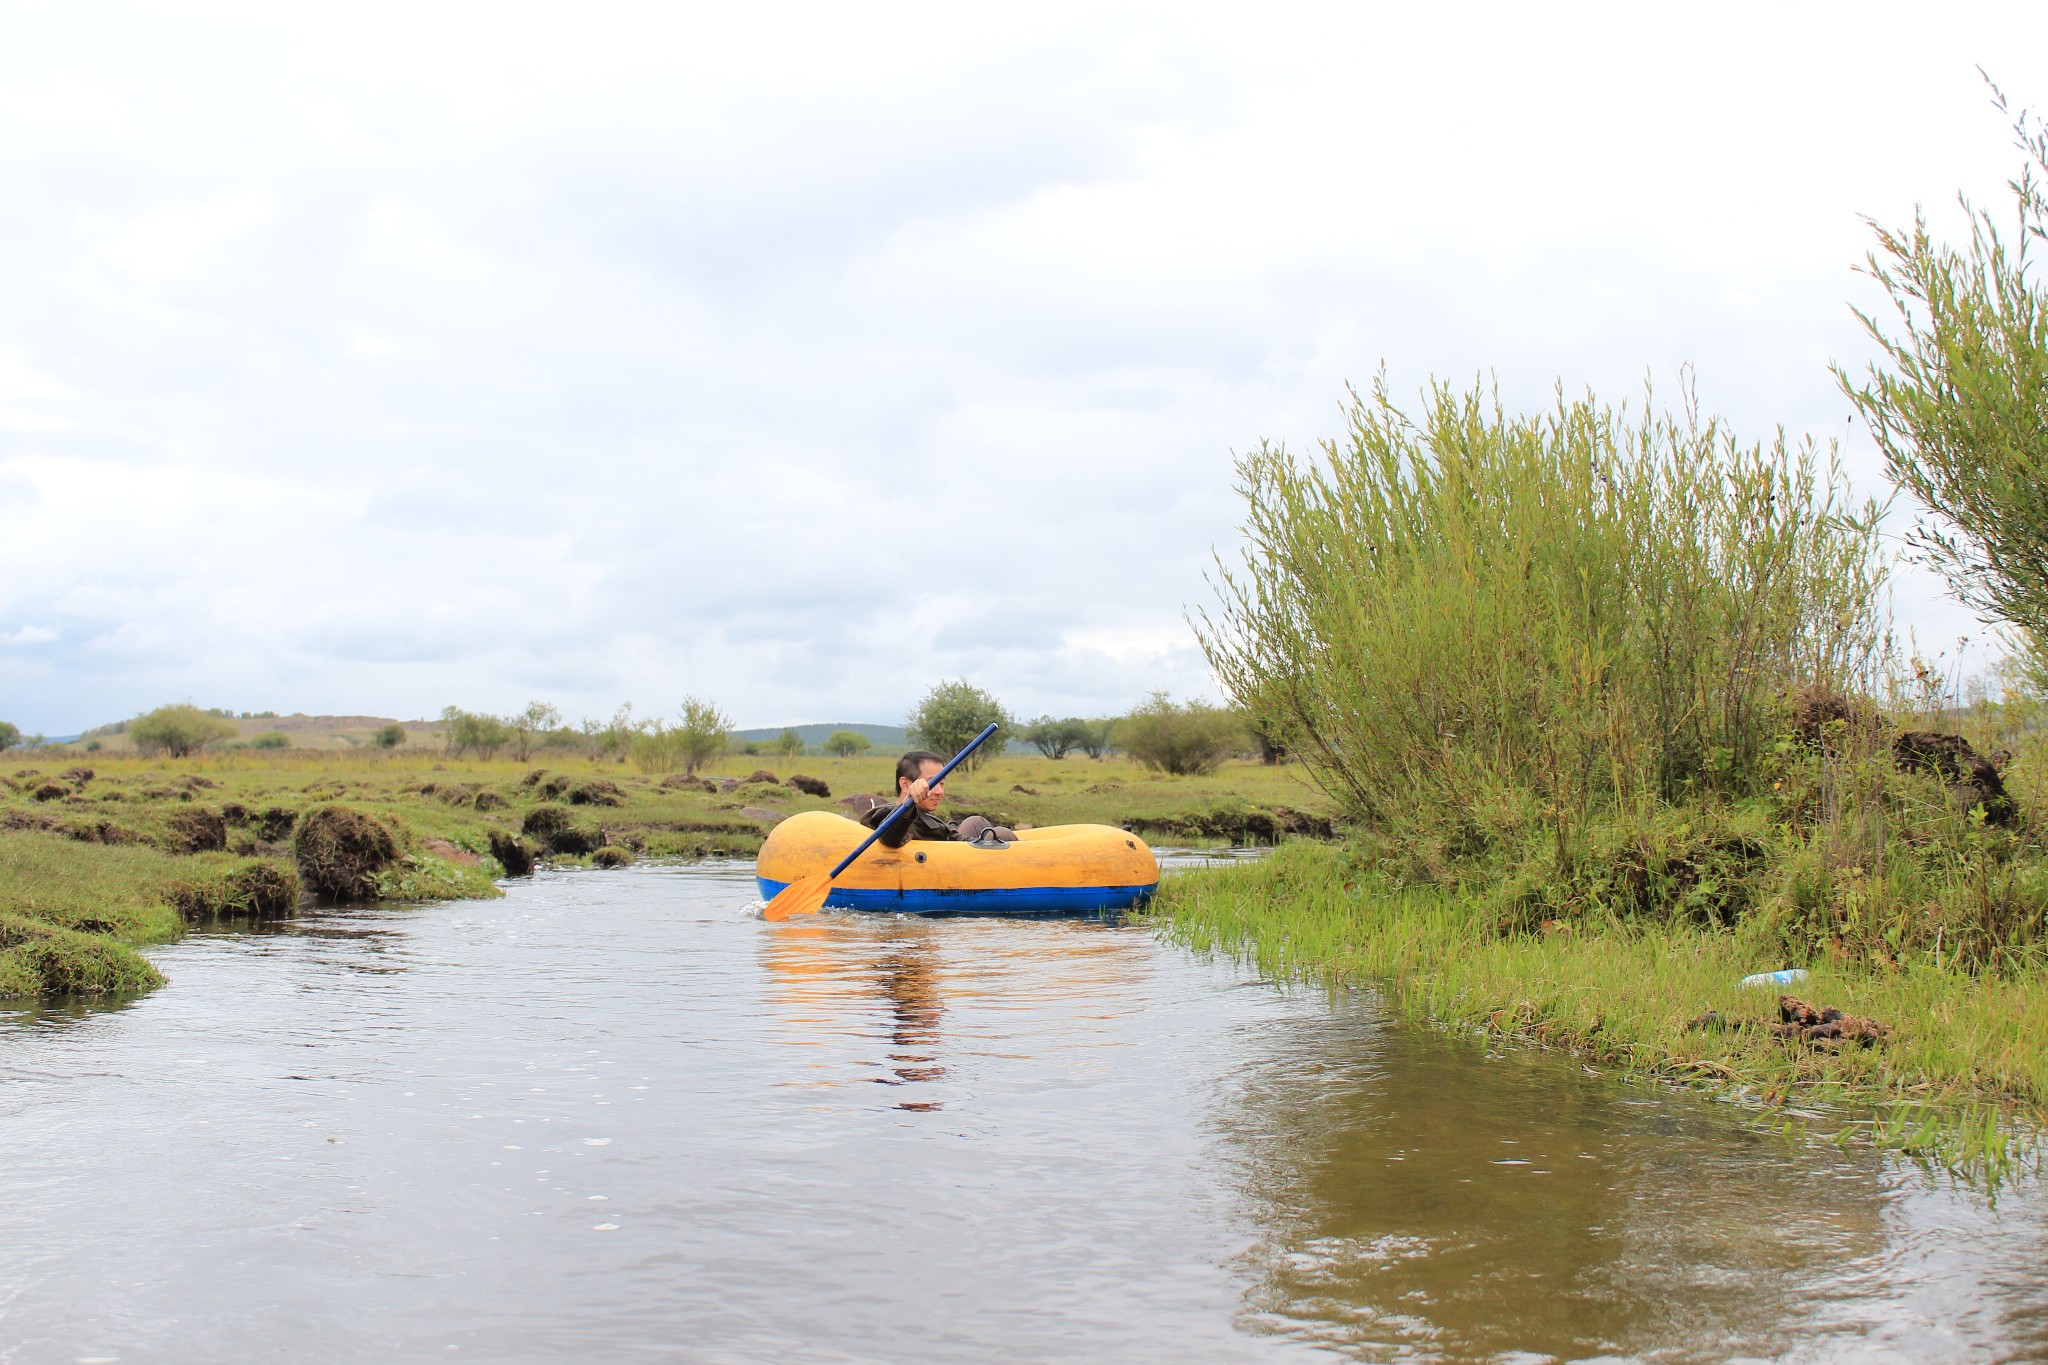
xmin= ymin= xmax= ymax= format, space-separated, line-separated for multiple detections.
xmin=1198 ymin=375 xmax=1889 ymax=865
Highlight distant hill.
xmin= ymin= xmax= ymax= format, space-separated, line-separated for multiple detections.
xmin=731 ymin=722 xmax=909 ymax=749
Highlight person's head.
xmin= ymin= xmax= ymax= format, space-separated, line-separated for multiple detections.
xmin=895 ymin=749 xmax=945 ymax=810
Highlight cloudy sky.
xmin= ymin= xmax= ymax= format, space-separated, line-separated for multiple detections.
xmin=1 ymin=2 xmax=2041 ymax=735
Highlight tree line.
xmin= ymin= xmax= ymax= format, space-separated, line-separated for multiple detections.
xmin=7 ymin=683 xmax=1277 ymax=779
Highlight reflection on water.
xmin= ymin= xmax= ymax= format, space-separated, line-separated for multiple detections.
xmin=1 ymin=859 xmax=2045 ymax=1363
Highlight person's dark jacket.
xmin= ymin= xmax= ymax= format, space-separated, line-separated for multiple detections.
xmin=860 ymin=801 xmax=957 ymax=849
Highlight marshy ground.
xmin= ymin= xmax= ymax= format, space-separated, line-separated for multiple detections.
xmin=0 ymin=747 xmax=1330 ymax=998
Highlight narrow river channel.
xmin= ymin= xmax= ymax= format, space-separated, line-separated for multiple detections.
xmin=4 ymin=857 xmax=2046 ymax=1362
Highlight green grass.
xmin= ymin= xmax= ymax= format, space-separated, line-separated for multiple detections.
xmin=1156 ymin=841 xmax=2047 ymax=1178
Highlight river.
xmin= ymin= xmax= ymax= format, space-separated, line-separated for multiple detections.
xmin=2 ymin=857 xmax=2045 ymax=1362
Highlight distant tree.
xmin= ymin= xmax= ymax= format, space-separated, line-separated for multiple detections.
xmin=0 ymin=721 xmax=19 ymax=752
xmin=1075 ymin=719 xmax=1115 ymax=760
xmin=600 ymin=704 xmax=639 ymax=764
xmin=630 ymin=719 xmax=682 ymax=774
xmin=676 ymin=696 xmax=733 ymax=775
xmin=440 ymin=705 xmax=465 ymax=756
xmin=823 ymin=729 xmax=872 ymax=757
xmin=1023 ymin=715 xmax=1091 ymax=760
xmin=511 ymin=701 xmax=561 ymax=763
xmin=440 ymin=706 xmax=514 ymax=760
xmin=250 ymin=731 xmax=291 ymax=750
xmin=906 ymin=679 xmax=1012 ymax=772
xmin=772 ymin=728 xmax=805 ymax=758
xmin=1246 ymin=717 xmax=1286 ymax=765
xmin=130 ymin=704 xmax=240 ymax=758
xmin=1117 ymin=692 xmax=1243 ymax=776
xmin=374 ymin=723 xmax=406 ymax=749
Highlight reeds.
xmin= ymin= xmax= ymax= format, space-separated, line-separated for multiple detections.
xmin=1199 ymin=374 xmax=1887 ymax=850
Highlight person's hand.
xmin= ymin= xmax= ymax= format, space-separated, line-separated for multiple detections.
xmin=904 ymin=777 xmax=943 ymax=810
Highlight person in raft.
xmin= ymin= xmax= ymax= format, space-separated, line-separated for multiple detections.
xmin=862 ymin=750 xmax=1017 ymax=847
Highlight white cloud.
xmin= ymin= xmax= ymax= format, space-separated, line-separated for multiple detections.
xmin=0 ymin=1 xmax=2038 ymax=732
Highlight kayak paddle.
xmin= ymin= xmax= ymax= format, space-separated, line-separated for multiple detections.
xmin=761 ymin=722 xmax=1000 ymax=922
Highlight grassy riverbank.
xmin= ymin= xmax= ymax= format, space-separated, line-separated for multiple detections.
xmin=1175 ymin=374 xmax=2048 ymax=1175
xmin=0 ymin=748 xmax=1331 ymax=1000
xmin=1156 ymin=842 xmax=2047 ymax=1174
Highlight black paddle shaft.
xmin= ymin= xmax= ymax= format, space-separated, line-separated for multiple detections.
xmin=826 ymin=723 xmax=1000 ymax=879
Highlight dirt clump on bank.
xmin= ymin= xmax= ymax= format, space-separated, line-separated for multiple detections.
xmin=591 ymin=845 xmax=635 ymax=868
xmin=566 ymin=779 xmax=625 ymax=807
xmin=254 ymin=807 xmax=298 ymax=842
xmin=522 ymin=806 xmax=599 ymax=856
xmin=164 ymin=806 xmax=228 ymax=854
xmin=489 ymin=830 xmax=537 ymax=875
xmin=294 ymin=805 xmax=400 ymax=901
xmin=661 ymin=774 xmax=715 ymax=792
xmin=423 ymin=838 xmax=482 ymax=866
xmin=0 ymin=914 xmax=164 ymax=995
xmin=58 ymin=816 xmax=143 ymax=846
xmin=786 ymin=774 xmax=830 ymax=798
xmin=1791 ymin=687 xmax=1887 ymax=752
xmin=1687 ymin=994 xmax=1891 ymax=1048
xmin=167 ymin=860 xmax=303 ymax=920
xmin=1894 ymin=730 xmax=2016 ymax=827
xmin=1126 ymin=805 xmax=1335 ymax=844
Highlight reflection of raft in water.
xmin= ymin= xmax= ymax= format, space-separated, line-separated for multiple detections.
xmin=755 ymin=811 xmax=1160 ymax=917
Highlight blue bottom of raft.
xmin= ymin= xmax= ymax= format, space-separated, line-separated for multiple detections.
xmin=754 ymin=878 xmax=1157 ymax=919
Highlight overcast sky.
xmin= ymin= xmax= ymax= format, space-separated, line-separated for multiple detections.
xmin=1 ymin=2 xmax=2042 ymax=735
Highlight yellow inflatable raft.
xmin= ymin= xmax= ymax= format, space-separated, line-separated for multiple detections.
xmin=755 ymin=811 xmax=1160 ymax=917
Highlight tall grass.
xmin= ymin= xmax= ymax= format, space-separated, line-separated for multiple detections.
xmin=1158 ymin=843 xmax=2044 ymax=1178
xmin=1198 ymin=375 xmax=1888 ymax=854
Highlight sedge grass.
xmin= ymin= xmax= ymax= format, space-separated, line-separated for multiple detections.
xmin=1156 ymin=841 xmax=2047 ymax=1179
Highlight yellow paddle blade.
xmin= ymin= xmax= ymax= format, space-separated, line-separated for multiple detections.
xmin=762 ymin=875 xmax=832 ymax=922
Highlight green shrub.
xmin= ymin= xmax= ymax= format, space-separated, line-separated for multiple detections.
xmin=0 ymin=721 xmax=19 ymax=752
xmin=249 ymin=731 xmax=290 ymax=750
xmin=373 ymin=724 xmax=406 ymax=749
xmin=906 ymin=679 xmax=1011 ymax=772
xmin=1023 ymin=716 xmax=1093 ymax=760
xmin=676 ymin=696 xmax=732 ymax=775
xmin=1199 ymin=375 xmax=1887 ymax=849
xmin=1075 ymin=719 xmax=1115 ymax=759
xmin=130 ymin=704 xmax=238 ymax=758
xmin=1837 ymin=84 xmax=2048 ymax=653
xmin=1116 ymin=693 xmax=1242 ymax=776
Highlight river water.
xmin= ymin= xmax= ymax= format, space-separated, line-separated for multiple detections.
xmin=3 ymin=857 xmax=2046 ymax=1363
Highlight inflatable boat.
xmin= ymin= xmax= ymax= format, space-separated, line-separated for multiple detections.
xmin=755 ymin=810 xmax=1160 ymax=917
